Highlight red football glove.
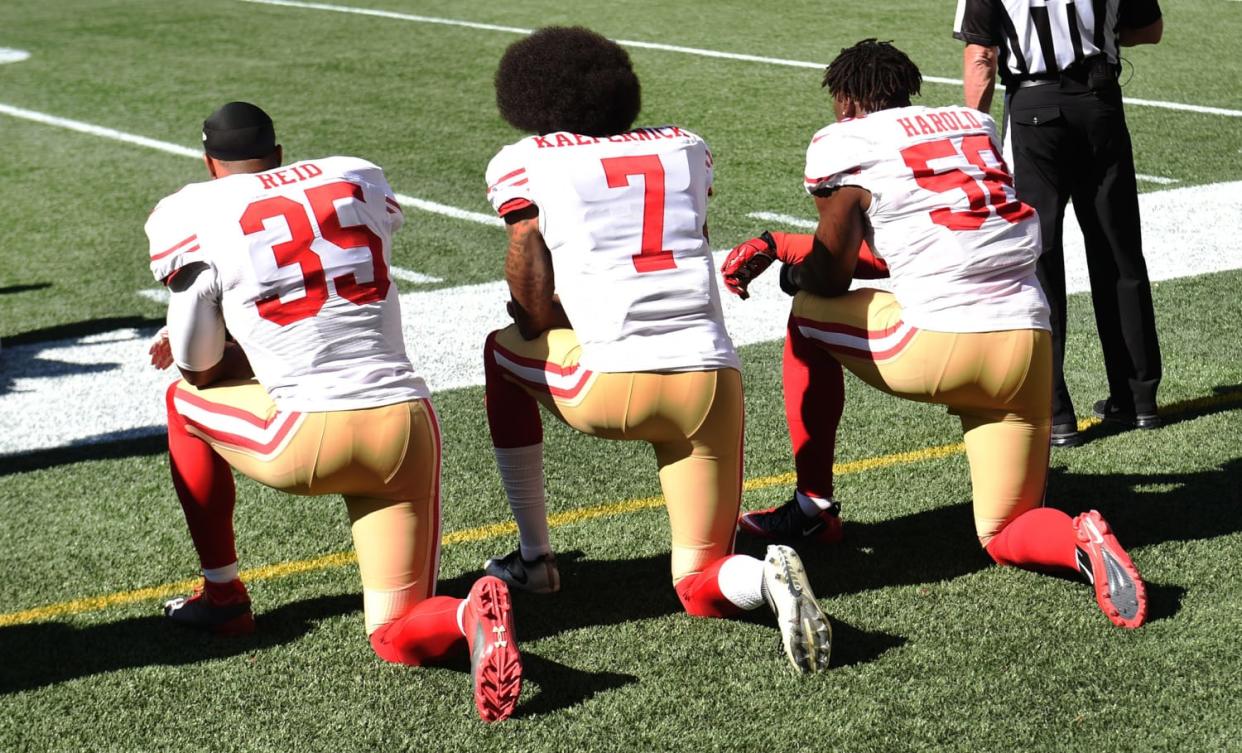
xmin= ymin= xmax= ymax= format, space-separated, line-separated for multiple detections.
xmin=721 ymin=232 xmax=778 ymax=300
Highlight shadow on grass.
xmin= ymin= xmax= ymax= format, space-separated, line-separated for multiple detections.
xmin=0 ymin=283 xmax=52 ymax=296
xmin=740 ymin=455 xmax=1242 ymax=629
xmin=2 ymin=315 xmax=163 ymax=348
xmin=0 ymin=594 xmax=359 ymax=696
xmin=0 ymin=431 xmax=167 ymax=478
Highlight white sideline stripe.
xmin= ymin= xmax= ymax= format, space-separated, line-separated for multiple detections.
xmin=0 ymin=48 xmax=31 ymax=65
xmin=393 ymin=193 xmax=502 ymax=228
xmin=389 ymin=267 xmax=443 ymax=284
xmin=0 ymin=103 xmax=499 ymax=228
xmin=239 ymin=0 xmax=1242 ymax=118
xmin=1136 ymin=174 xmax=1179 ymax=185
xmin=0 ymin=103 xmax=202 ymax=159
xmin=747 ymin=211 xmax=816 ymax=229
xmin=137 ymin=289 xmax=170 ymax=304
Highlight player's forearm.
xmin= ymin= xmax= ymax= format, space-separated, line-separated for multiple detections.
xmin=178 ymin=341 xmax=252 ymax=388
xmin=1120 ymin=18 xmax=1163 ymax=46
xmin=962 ymin=44 xmax=999 ymax=112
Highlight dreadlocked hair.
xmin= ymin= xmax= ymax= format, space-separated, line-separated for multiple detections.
xmin=495 ymin=26 xmax=641 ymax=136
xmin=822 ymin=39 xmax=922 ymax=113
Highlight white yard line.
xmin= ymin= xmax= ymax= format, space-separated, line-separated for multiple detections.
xmin=1136 ymin=174 xmax=1179 ymax=185
xmin=239 ymin=0 xmax=1242 ymax=118
xmin=747 ymin=211 xmax=816 ymax=229
xmin=7 ymin=180 xmax=1242 ymax=456
xmin=0 ymin=48 xmax=31 ymax=65
xmin=0 ymin=102 xmax=500 ymax=227
xmin=388 ymin=267 xmax=444 ymax=284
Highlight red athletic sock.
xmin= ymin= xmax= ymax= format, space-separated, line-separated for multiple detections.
xmin=674 ymin=557 xmax=745 ymax=618
xmin=165 ymin=382 xmax=238 ymax=570
xmin=985 ymin=507 xmax=1079 ymax=572
xmin=483 ymin=331 xmax=543 ymax=448
xmin=783 ymin=316 xmax=844 ymax=500
xmin=368 ymin=596 xmax=466 ymax=666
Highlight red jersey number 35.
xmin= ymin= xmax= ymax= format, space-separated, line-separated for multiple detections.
xmin=240 ymin=180 xmax=390 ymax=326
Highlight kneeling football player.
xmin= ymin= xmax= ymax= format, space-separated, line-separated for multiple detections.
xmin=146 ymin=101 xmax=522 ymax=721
xmin=480 ymin=27 xmax=832 ymax=673
xmin=722 ymin=40 xmax=1146 ymax=629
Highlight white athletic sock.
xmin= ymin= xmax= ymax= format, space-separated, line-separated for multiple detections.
xmin=203 ymin=562 xmax=239 ymax=584
xmin=493 ymin=444 xmax=551 ymax=560
xmin=796 ymin=490 xmax=835 ymax=516
xmin=716 ymin=555 xmax=766 ymax=611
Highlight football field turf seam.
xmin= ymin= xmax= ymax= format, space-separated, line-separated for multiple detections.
xmin=240 ymin=0 xmax=1242 ymax=118
xmin=2 ymin=388 xmax=1238 ymax=629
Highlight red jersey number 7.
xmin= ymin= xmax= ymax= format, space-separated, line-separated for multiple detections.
xmin=600 ymin=155 xmax=678 ymax=273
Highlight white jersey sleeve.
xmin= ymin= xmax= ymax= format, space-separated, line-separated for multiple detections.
xmin=484 ymin=127 xmax=737 ymax=374
xmin=146 ymin=187 xmax=208 ymax=284
xmin=145 ymin=156 xmax=429 ymax=410
xmin=485 ymin=145 xmax=535 ymax=217
xmin=166 ymin=262 xmax=227 ymax=372
xmin=803 ymin=106 xmax=1048 ymax=333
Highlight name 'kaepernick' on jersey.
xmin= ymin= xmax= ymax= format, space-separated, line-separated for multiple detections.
xmin=486 ymin=127 xmax=740 ymax=374
xmin=805 ymin=106 xmax=1050 ymax=333
xmin=145 ymin=156 xmax=430 ymax=411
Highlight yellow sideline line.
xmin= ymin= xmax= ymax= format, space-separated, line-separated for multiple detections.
xmin=2 ymin=390 xmax=1238 ymax=628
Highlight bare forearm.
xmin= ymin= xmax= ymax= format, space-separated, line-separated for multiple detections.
xmin=962 ymin=44 xmax=999 ymax=112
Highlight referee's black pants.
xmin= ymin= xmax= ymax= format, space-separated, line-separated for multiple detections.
xmin=1007 ymin=79 xmax=1162 ymax=425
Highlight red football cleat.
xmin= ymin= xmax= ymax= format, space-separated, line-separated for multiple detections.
xmin=1073 ymin=510 xmax=1147 ymax=629
xmin=738 ymin=496 xmax=844 ymax=544
xmin=463 ymin=576 xmax=523 ymax=722
xmin=163 ymin=578 xmax=255 ymax=636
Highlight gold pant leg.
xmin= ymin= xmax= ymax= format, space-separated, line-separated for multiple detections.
xmin=791 ymin=292 xmax=1053 ymax=546
xmin=490 ymin=325 xmax=745 ymax=585
xmin=173 ymin=379 xmax=440 ymax=633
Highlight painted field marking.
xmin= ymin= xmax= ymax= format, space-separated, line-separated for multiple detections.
xmin=5 ymin=386 xmax=1241 ymax=628
xmin=0 ymin=102 xmax=499 ymax=227
xmin=747 ymin=211 xmax=816 ymax=229
xmin=239 ymin=0 xmax=1242 ymax=118
xmin=1136 ymin=174 xmax=1180 ymax=185
xmin=137 ymin=289 xmax=169 ymax=304
xmin=0 ymin=48 xmax=31 ymax=65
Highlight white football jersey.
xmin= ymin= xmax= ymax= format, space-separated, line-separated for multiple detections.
xmin=485 ymin=127 xmax=740 ymax=373
xmin=146 ymin=156 xmax=430 ymax=411
xmin=805 ymin=105 xmax=1050 ymax=333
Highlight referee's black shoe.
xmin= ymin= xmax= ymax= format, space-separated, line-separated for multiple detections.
xmin=1093 ymin=399 xmax=1161 ymax=430
xmin=1051 ymin=422 xmax=1085 ymax=447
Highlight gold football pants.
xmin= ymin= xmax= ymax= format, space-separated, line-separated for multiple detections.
xmin=791 ymin=289 xmax=1053 ymax=544
xmin=170 ymin=378 xmax=440 ymax=633
xmin=489 ymin=325 xmax=744 ymax=583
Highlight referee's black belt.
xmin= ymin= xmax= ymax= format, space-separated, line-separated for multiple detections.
xmin=1008 ymin=56 xmax=1116 ymax=89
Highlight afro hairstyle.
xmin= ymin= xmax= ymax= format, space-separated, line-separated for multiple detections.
xmin=495 ymin=26 xmax=641 ymax=136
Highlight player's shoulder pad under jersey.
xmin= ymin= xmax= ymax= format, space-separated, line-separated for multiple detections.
xmin=146 ymin=181 xmax=212 ymax=284
xmin=485 ymin=139 xmax=535 ymax=217
xmin=803 ymin=119 xmax=875 ymax=196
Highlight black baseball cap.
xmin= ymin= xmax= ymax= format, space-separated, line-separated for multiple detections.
xmin=202 ymin=101 xmax=277 ymax=160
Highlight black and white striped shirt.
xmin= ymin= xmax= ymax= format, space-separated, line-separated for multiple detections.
xmin=953 ymin=0 xmax=1162 ymax=83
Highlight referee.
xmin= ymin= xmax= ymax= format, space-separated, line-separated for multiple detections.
xmin=953 ymin=0 xmax=1164 ymax=447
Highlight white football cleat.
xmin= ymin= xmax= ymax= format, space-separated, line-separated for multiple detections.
xmin=762 ymin=544 xmax=832 ymax=673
